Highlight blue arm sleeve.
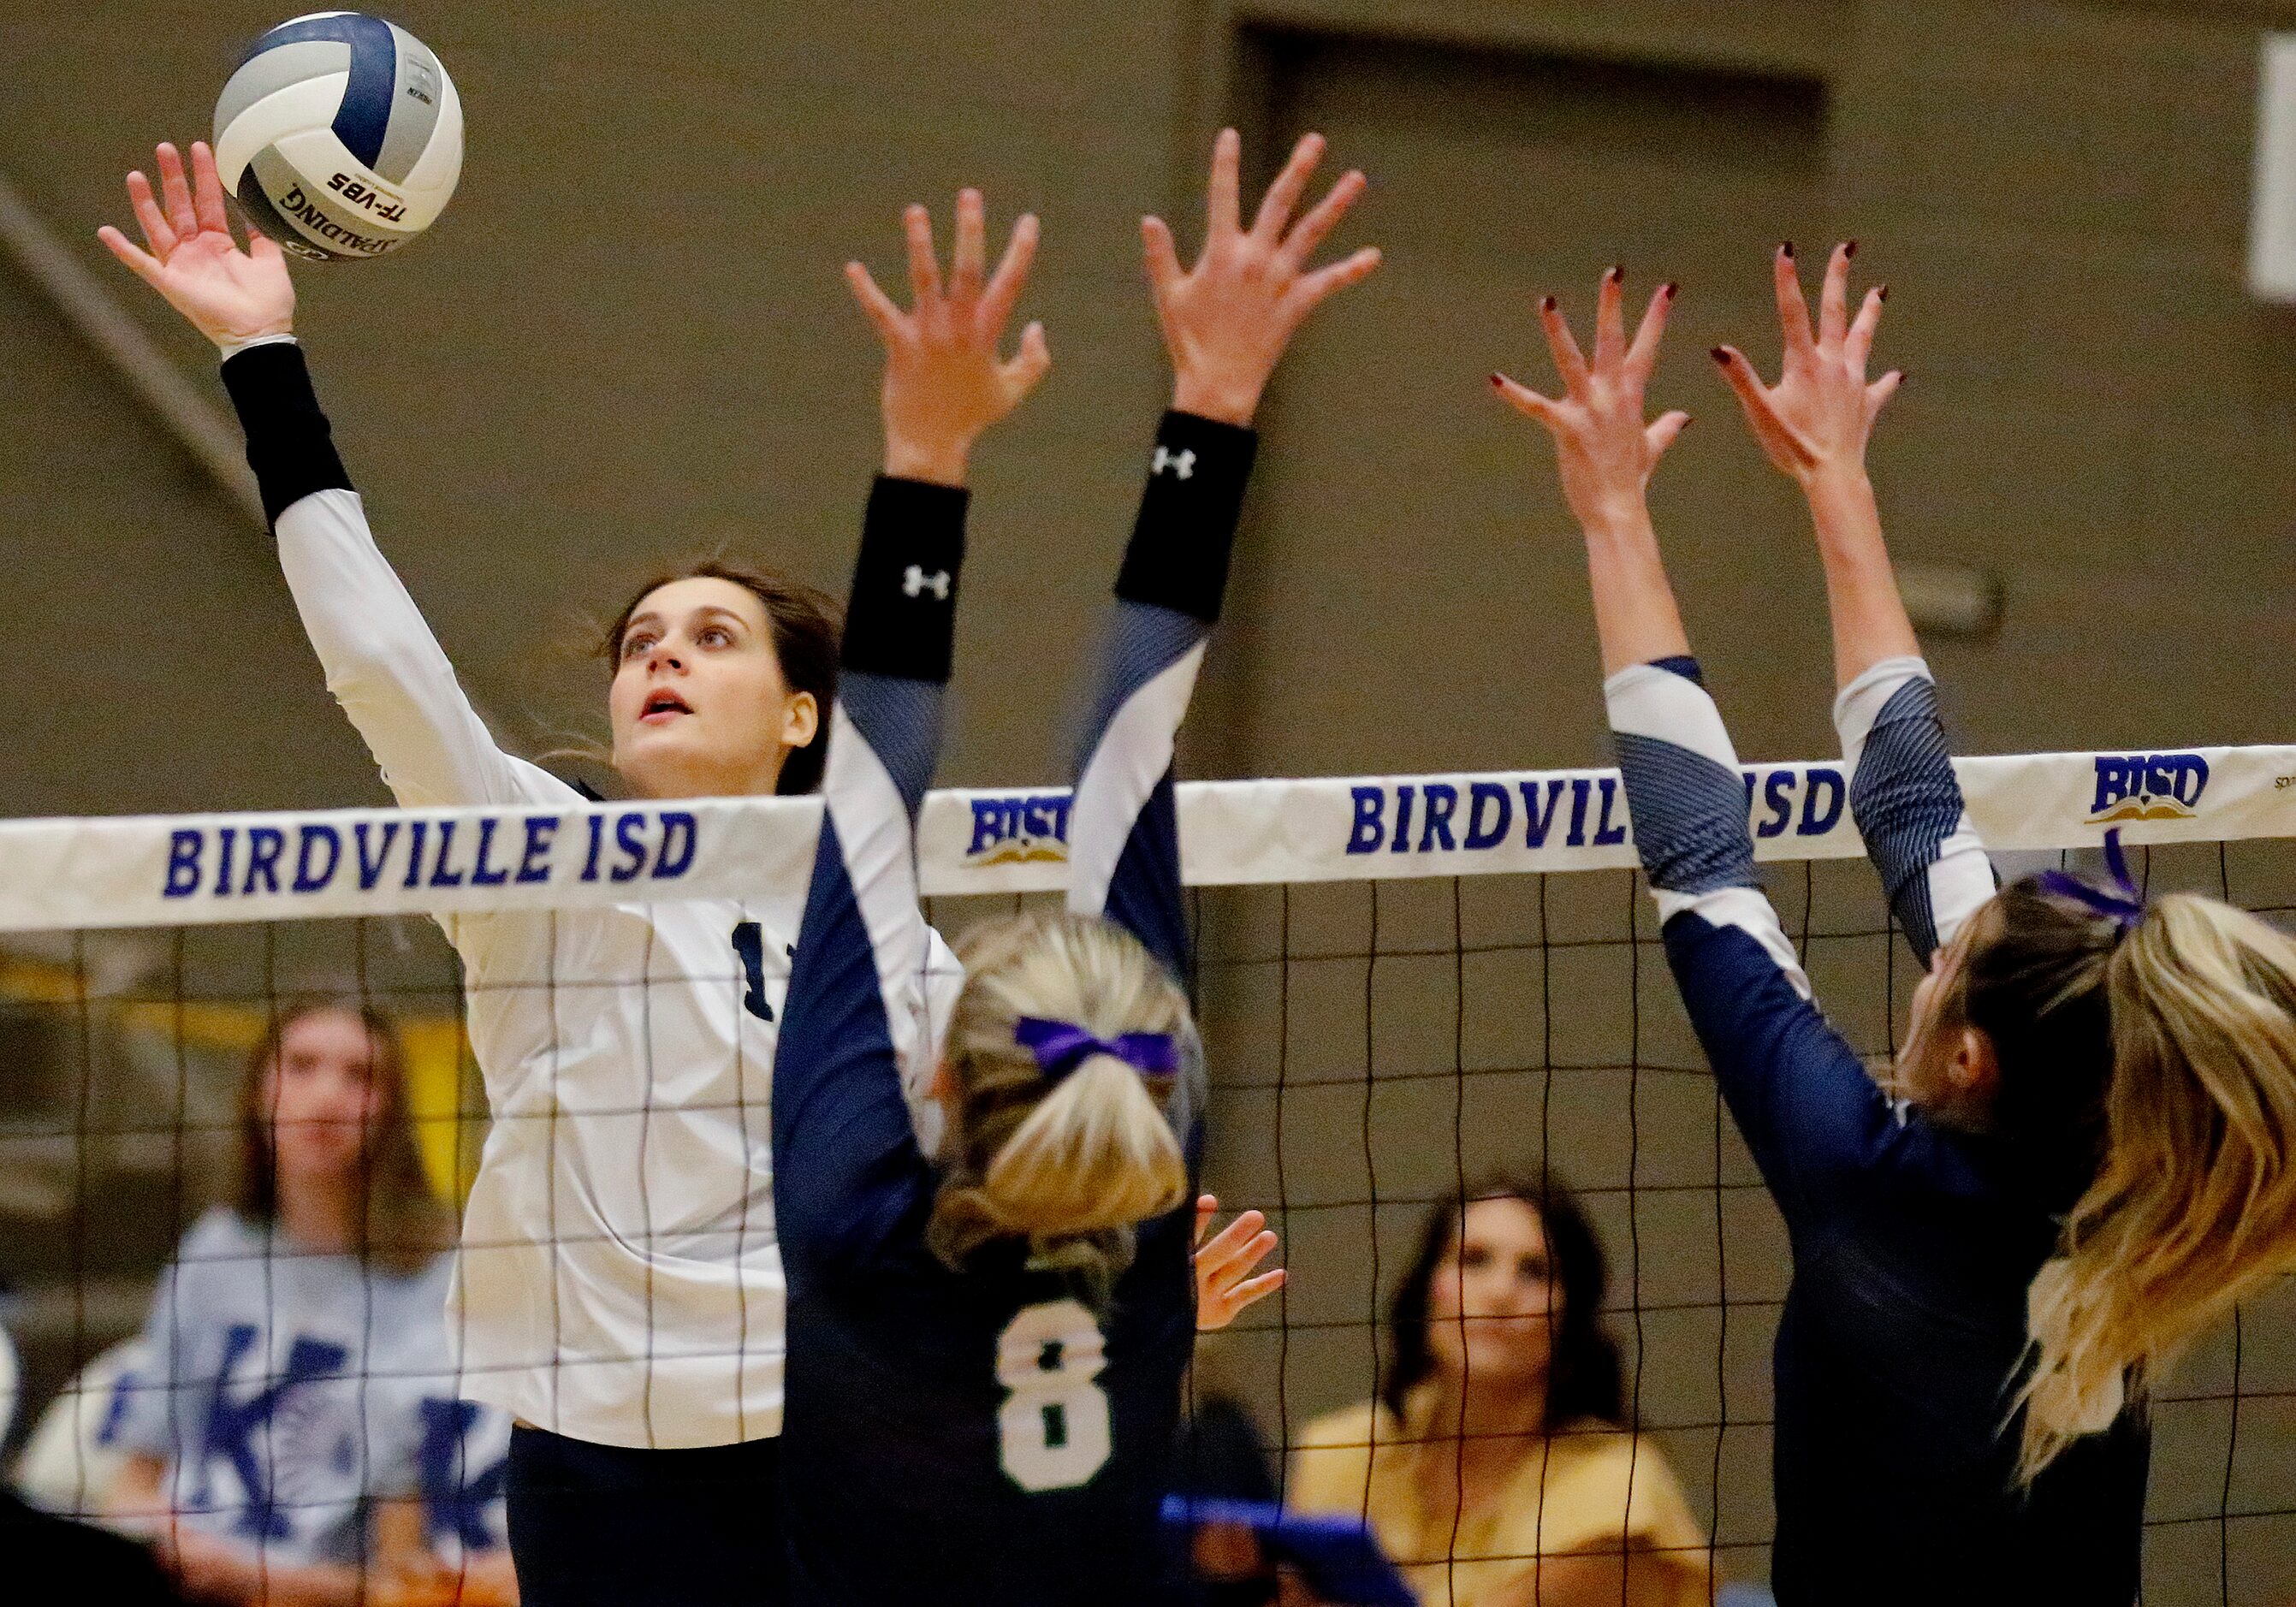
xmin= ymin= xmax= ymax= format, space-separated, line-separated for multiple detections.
xmin=1066 ymin=412 xmax=1255 ymax=982
xmin=772 ymin=477 xmax=967 ymax=1278
xmin=1834 ymin=656 xmax=1996 ymax=965
xmin=1608 ymin=657 xmax=1964 ymax=1225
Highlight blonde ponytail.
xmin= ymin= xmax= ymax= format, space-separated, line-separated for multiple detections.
xmin=928 ymin=911 xmax=1193 ymax=1290
xmin=2017 ymin=893 xmax=2296 ymax=1480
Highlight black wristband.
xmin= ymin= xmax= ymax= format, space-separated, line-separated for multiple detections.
xmin=842 ymin=476 xmax=970 ymax=683
xmin=1113 ymin=411 xmax=1257 ymax=624
xmin=219 ymin=342 xmax=353 ymax=525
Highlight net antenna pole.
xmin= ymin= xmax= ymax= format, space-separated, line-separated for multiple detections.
xmin=0 ymin=169 xmax=266 ymax=531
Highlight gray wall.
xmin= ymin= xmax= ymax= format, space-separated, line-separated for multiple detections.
xmin=6 ymin=1 xmax=2295 ymax=1598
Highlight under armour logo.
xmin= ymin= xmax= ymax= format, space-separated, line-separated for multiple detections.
xmin=1150 ymin=446 xmax=1195 ymax=480
xmin=903 ymin=566 xmax=951 ymax=600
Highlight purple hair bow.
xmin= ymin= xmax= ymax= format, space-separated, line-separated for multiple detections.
xmin=2034 ymin=827 xmax=2146 ymax=930
xmin=1013 ymin=1017 xmax=1179 ymax=1082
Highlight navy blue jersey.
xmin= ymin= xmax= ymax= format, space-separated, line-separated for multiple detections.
xmin=772 ymin=414 xmax=1255 ymax=1606
xmin=1607 ymin=655 xmax=2148 ymax=1605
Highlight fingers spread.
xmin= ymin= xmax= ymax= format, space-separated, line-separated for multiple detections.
xmin=155 ymin=143 xmax=198 ymax=240
xmin=1491 ymin=371 xmax=1564 ymax=430
xmin=1624 ymin=281 xmax=1676 ymax=387
xmin=1537 ymin=297 xmax=1592 ymax=396
xmin=1646 ymin=409 xmax=1692 ymax=460
xmin=1197 ymin=1210 xmax=1270 ymax=1270
xmin=1225 ymin=1269 xmax=1287 ymax=1308
xmin=189 ymin=141 xmax=231 ymax=235
xmin=1206 ymin=127 xmax=1242 ymax=240
xmin=979 ymin=212 xmax=1039 ymax=334
xmin=1280 ymin=169 xmax=1366 ymax=271
xmin=1845 ymin=285 xmax=1884 ymax=373
xmin=1293 ymin=244 xmax=1379 ymax=310
xmin=1710 ymin=344 xmax=1772 ymax=413
xmin=903 ymin=203 xmax=941 ymax=307
xmin=1593 ymin=264 xmax=1627 ymax=371
xmin=1818 ymin=241 xmax=1853 ymax=347
xmin=1002 ymin=320 xmax=1053 ymax=395
xmin=1774 ymin=244 xmax=1814 ymax=359
xmin=125 ymin=170 xmax=176 ymax=258
xmin=1866 ymin=368 xmax=1904 ymax=420
xmin=844 ymin=261 xmax=905 ymax=343
xmin=950 ymin=187 xmax=986 ymax=304
xmin=1714 ymin=344 xmax=1816 ymax=470
xmin=1251 ymin=131 xmax=1326 ymax=241
xmin=96 ymin=224 xmax=163 ymax=284
xmin=1141 ymin=214 xmax=1184 ymax=301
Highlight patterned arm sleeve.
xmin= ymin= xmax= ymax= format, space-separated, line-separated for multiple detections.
xmin=1066 ymin=412 xmax=1255 ymax=980
xmin=1609 ymin=658 xmax=1929 ymax=1221
xmin=1834 ymin=656 xmax=1995 ymax=965
xmin=770 ymin=477 xmax=967 ymax=1278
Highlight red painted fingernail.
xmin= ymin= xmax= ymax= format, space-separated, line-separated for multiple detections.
xmin=1780 ymin=240 xmax=1795 ymax=258
xmin=1664 ymin=282 xmax=1680 ymax=299
xmin=1607 ymin=264 xmax=1623 ymax=282
xmin=1879 ymin=284 xmax=1890 ymax=302
xmin=1540 ymin=295 xmax=1557 ymax=311
xmin=1709 ymin=347 xmax=1729 ymax=363
xmin=1844 ymin=240 xmax=1859 ymax=258
xmin=1488 ymin=371 xmax=1505 ymax=388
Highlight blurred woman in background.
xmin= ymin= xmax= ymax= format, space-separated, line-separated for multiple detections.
xmin=1291 ymin=1178 xmax=1709 ymax=1607
xmin=106 ymin=999 xmax=514 ymax=1606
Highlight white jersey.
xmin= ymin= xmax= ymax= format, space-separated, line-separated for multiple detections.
xmin=115 ymin=1209 xmax=442 ymax=1567
xmin=230 ymin=341 xmax=959 ymax=1448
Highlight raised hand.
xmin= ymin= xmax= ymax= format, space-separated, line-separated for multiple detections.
xmin=98 ymin=140 xmax=294 ymax=348
xmin=1712 ymin=243 xmax=1901 ymax=484
xmin=1492 ymin=267 xmax=1689 ymax=530
xmin=1193 ymin=1194 xmax=1284 ymax=1331
xmin=1143 ymin=129 xmax=1381 ymax=426
xmin=846 ymin=189 xmax=1051 ymax=487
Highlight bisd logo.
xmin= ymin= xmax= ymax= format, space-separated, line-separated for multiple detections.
xmin=2088 ymin=754 xmax=2210 ymax=824
xmin=966 ymin=794 xmax=1072 ymax=867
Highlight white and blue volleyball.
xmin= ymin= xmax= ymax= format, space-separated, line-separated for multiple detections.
xmin=212 ymin=12 xmax=462 ymax=263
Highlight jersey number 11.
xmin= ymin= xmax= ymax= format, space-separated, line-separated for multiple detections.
xmin=996 ymin=1299 xmax=1112 ymax=1493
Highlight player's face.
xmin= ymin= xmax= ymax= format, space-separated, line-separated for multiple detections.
xmin=264 ymin=1009 xmax=386 ymax=1188
xmin=1425 ymin=1196 xmax=1557 ymax=1395
xmin=609 ymin=578 xmax=819 ymax=798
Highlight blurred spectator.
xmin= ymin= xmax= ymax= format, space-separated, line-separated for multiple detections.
xmin=101 ymin=999 xmax=515 ymax=1604
xmin=1290 ymin=1177 xmax=1710 ymax=1607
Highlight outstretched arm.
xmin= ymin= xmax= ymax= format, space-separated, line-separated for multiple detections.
xmin=1072 ymin=129 xmax=1379 ymax=977
xmin=1493 ymin=271 xmax=1937 ymax=1223
xmin=1714 ymin=246 xmax=1990 ymax=962
xmin=98 ymin=140 xmax=566 ymax=810
xmin=774 ymin=193 xmax=1047 ymax=1274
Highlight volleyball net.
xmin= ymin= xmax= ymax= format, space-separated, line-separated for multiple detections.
xmin=0 ymin=745 xmax=2290 ymax=1603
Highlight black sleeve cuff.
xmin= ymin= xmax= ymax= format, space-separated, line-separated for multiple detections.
xmin=841 ymin=476 xmax=970 ymax=682
xmin=219 ymin=342 xmax=353 ymax=526
xmin=1113 ymin=411 xmax=1257 ymax=624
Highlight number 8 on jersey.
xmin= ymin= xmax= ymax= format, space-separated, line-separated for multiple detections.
xmin=996 ymin=1299 xmax=1112 ymax=1492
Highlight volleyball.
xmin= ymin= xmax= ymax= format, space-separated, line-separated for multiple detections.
xmin=211 ymin=12 xmax=462 ymax=263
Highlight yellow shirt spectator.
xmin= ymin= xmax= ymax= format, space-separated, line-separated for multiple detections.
xmin=1292 ymin=1388 xmax=1709 ymax=1607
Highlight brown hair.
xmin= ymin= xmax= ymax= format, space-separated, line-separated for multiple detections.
xmin=602 ymin=561 xmax=842 ymax=796
xmin=927 ymin=911 xmax=1193 ymax=1295
xmin=1932 ymin=878 xmax=2296 ymax=1480
xmin=239 ymin=999 xmax=452 ymax=1275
